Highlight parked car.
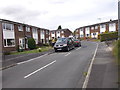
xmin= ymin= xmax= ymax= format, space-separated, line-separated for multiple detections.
xmin=54 ymin=37 xmax=75 ymax=52
xmin=73 ymin=39 xmax=81 ymax=47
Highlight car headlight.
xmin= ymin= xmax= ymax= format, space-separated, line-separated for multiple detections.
xmin=63 ymin=44 xmax=67 ymax=46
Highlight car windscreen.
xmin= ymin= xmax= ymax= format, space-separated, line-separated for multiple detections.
xmin=56 ymin=38 xmax=67 ymax=43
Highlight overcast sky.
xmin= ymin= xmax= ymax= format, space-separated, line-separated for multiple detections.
xmin=0 ymin=0 xmax=118 ymax=31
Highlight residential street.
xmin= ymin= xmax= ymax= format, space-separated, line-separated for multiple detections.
xmin=2 ymin=41 xmax=98 ymax=88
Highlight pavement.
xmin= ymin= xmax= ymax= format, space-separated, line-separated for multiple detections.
xmin=87 ymin=41 xmax=119 ymax=88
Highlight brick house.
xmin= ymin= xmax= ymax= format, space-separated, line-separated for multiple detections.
xmin=0 ymin=19 xmax=50 ymax=52
xmin=50 ymin=29 xmax=73 ymax=40
xmin=74 ymin=20 xmax=118 ymax=39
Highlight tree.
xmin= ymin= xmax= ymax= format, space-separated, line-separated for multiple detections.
xmin=57 ymin=25 xmax=62 ymax=30
xmin=28 ymin=38 xmax=36 ymax=50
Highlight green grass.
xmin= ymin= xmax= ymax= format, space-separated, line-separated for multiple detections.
xmin=91 ymin=39 xmax=100 ymax=42
xmin=112 ymin=40 xmax=120 ymax=65
xmin=10 ymin=46 xmax=53 ymax=55
xmin=112 ymin=40 xmax=120 ymax=83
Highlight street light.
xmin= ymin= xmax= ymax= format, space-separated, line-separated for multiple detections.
xmin=118 ymin=0 xmax=120 ymax=40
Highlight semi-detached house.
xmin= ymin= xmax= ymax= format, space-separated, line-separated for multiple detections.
xmin=74 ymin=20 xmax=118 ymax=39
xmin=0 ymin=19 xmax=50 ymax=53
xmin=50 ymin=29 xmax=73 ymax=40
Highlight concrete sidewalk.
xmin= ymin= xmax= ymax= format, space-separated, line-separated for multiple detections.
xmin=87 ymin=42 xmax=118 ymax=88
xmin=0 ymin=49 xmax=54 ymax=70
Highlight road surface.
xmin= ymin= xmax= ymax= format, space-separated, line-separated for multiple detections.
xmin=3 ymin=41 xmax=98 ymax=88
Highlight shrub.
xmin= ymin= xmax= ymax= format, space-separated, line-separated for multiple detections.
xmin=16 ymin=45 xmax=23 ymax=52
xmin=4 ymin=52 xmax=11 ymax=55
xmin=43 ymin=43 xmax=50 ymax=46
xmin=100 ymin=32 xmax=118 ymax=42
xmin=49 ymin=40 xmax=52 ymax=46
xmin=28 ymin=38 xmax=36 ymax=50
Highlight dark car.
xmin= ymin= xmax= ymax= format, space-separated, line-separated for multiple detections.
xmin=54 ymin=37 xmax=75 ymax=52
xmin=73 ymin=39 xmax=81 ymax=47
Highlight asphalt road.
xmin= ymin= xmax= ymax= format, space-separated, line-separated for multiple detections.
xmin=2 ymin=41 xmax=98 ymax=88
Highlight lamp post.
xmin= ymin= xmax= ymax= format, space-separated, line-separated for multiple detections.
xmin=118 ymin=0 xmax=120 ymax=40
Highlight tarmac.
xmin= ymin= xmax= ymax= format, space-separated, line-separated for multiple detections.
xmin=0 ymin=41 xmax=119 ymax=89
xmin=0 ymin=49 xmax=54 ymax=70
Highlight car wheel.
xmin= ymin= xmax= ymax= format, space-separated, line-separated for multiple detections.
xmin=72 ymin=45 xmax=75 ymax=49
xmin=55 ymin=49 xmax=58 ymax=52
xmin=66 ymin=47 xmax=70 ymax=52
xmin=79 ymin=44 xmax=81 ymax=47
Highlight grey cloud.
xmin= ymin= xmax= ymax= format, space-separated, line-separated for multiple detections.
xmin=0 ymin=5 xmax=48 ymax=22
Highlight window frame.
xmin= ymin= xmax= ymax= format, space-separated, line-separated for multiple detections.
xmin=91 ymin=26 xmax=94 ymax=30
xmin=95 ymin=26 xmax=98 ymax=29
xmin=4 ymin=39 xmax=15 ymax=47
xmin=26 ymin=26 xmax=30 ymax=32
xmin=2 ymin=23 xmax=14 ymax=31
xmin=18 ymin=25 xmax=23 ymax=31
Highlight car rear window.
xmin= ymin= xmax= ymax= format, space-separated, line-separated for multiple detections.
xmin=74 ymin=39 xmax=79 ymax=41
xmin=56 ymin=38 xmax=67 ymax=43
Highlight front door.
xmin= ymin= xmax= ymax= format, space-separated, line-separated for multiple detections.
xmin=19 ymin=38 xmax=25 ymax=49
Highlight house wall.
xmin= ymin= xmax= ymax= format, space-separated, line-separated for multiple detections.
xmin=75 ymin=20 xmax=118 ymax=39
xmin=14 ymin=24 xmax=25 ymax=49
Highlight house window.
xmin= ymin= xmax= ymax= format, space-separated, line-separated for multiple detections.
xmin=93 ymin=33 xmax=96 ymax=35
xmin=109 ymin=23 xmax=114 ymax=27
xmin=76 ymin=30 xmax=79 ymax=32
xmin=46 ymin=38 xmax=49 ymax=44
xmin=80 ymin=29 xmax=83 ymax=31
xmin=91 ymin=27 xmax=94 ymax=30
xmin=46 ymin=31 xmax=49 ymax=34
xmin=26 ymin=26 xmax=30 ymax=32
xmin=4 ymin=39 xmax=15 ymax=47
xmin=18 ymin=25 xmax=23 ymax=31
xmin=61 ymin=31 xmax=64 ymax=33
xmin=80 ymin=35 xmax=84 ymax=37
xmin=95 ymin=26 xmax=98 ymax=29
xmin=42 ymin=30 xmax=44 ymax=34
xmin=86 ymin=27 xmax=90 ymax=31
xmin=57 ymin=31 xmax=60 ymax=34
xmin=32 ymin=28 xmax=37 ymax=33
xmin=101 ymin=24 xmax=105 ymax=28
xmin=2 ymin=23 xmax=14 ymax=31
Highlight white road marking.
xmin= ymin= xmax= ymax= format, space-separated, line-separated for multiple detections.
xmin=76 ymin=47 xmax=81 ymax=50
xmin=65 ymin=52 xmax=71 ymax=56
xmin=24 ymin=60 xmax=56 ymax=79
xmin=82 ymin=43 xmax=99 ymax=89
xmin=17 ymin=54 xmax=48 ymax=65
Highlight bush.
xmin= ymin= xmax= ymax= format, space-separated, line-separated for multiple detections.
xmin=28 ymin=38 xmax=36 ymax=50
xmin=16 ymin=45 xmax=24 ymax=52
xmin=43 ymin=43 xmax=50 ymax=46
xmin=100 ymin=32 xmax=118 ymax=42
xmin=4 ymin=52 xmax=11 ymax=55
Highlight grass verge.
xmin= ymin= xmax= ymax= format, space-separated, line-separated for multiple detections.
xmin=10 ymin=46 xmax=53 ymax=55
xmin=112 ymin=40 xmax=120 ymax=84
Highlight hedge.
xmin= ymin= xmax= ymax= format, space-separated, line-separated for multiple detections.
xmin=100 ymin=32 xmax=118 ymax=42
xmin=28 ymin=38 xmax=36 ymax=50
